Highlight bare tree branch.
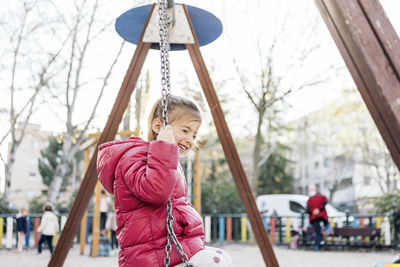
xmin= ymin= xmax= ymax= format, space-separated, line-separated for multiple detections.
xmin=77 ymin=40 xmax=125 ymax=143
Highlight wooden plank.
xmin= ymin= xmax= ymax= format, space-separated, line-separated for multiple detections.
xmin=333 ymin=227 xmax=380 ymax=237
xmin=193 ymin=148 xmax=201 ymax=214
xmin=91 ymin=181 xmax=102 ymax=257
xmin=314 ymin=0 xmax=400 ymax=170
xmin=47 ymin=5 xmax=154 ymax=267
xmin=183 ymin=5 xmax=278 ymax=267
xmin=314 ymin=1 xmax=397 ymax=167
xmin=79 ymin=149 xmax=91 ymax=255
xmin=359 ymin=0 xmax=400 ymax=76
xmin=79 ymin=210 xmax=87 ymax=255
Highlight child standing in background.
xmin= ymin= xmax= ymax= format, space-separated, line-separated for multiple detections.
xmin=16 ymin=208 xmax=28 ymax=253
xmin=105 ymin=206 xmax=118 ymax=255
xmin=97 ymin=95 xmax=233 ymax=267
xmin=37 ymin=204 xmax=59 ymax=256
xmin=100 ymin=190 xmax=111 ymax=233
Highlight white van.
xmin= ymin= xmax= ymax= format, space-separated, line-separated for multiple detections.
xmin=256 ymin=194 xmax=349 ymax=229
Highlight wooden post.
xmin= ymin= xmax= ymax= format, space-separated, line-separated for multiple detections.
xmin=34 ymin=217 xmax=40 ymax=247
xmin=240 ymin=216 xmax=247 ymax=242
xmin=270 ymin=217 xmax=276 ymax=244
xmin=80 ymin=148 xmax=90 ymax=255
xmin=184 ymin=5 xmax=279 ymax=267
xmin=285 ymin=218 xmax=291 ymax=244
xmin=25 ymin=216 xmax=30 ymax=248
xmin=204 ymin=215 xmax=211 ymax=243
xmin=50 ymin=4 xmax=279 ymax=266
xmin=226 ymin=217 xmax=232 ymax=242
xmin=47 ymin=5 xmax=154 ymax=266
xmin=219 ymin=216 xmax=225 ymax=242
xmin=314 ymin=0 xmax=400 ymax=171
xmin=80 ymin=210 xmax=87 ymax=255
xmin=193 ymin=148 xmax=201 ymax=214
xmin=6 ymin=217 xmax=13 ymax=249
xmin=91 ymin=181 xmax=102 ymax=257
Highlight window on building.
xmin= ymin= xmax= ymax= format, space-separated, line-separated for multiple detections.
xmin=323 ymin=157 xmax=330 ymax=167
xmin=29 ymin=172 xmax=36 ymax=181
xmin=314 ymin=161 xmax=319 ymax=169
xmin=27 ymin=189 xmax=36 ymax=199
xmin=364 ymin=176 xmax=372 ymax=186
xmin=31 ymin=140 xmax=39 ymax=149
xmin=338 ymin=177 xmax=353 ymax=189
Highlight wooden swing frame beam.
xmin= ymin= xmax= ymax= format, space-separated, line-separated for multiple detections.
xmin=49 ymin=4 xmax=278 ymax=267
xmin=314 ymin=0 xmax=400 ymax=172
xmin=49 ymin=1 xmax=400 ymax=266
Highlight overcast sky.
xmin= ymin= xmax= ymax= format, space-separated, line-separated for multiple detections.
xmin=0 ymin=0 xmax=399 ymax=190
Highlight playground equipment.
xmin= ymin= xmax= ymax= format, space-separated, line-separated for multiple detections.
xmin=314 ymin=0 xmax=400 ymax=170
xmin=0 ymin=212 xmax=393 ymax=251
xmin=49 ymin=1 xmax=278 ymax=266
xmin=78 ymin=131 xmax=136 ymax=257
xmin=48 ymin=0 xmax=400 ymax=266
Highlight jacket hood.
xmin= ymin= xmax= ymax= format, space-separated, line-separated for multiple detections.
xmin=97 ymin=137 xmax=148 ymax=194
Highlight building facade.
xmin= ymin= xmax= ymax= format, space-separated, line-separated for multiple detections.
xmin=286 ymin=90 xmax=399 ymax=213
xmin=9 ymin=124 xmax=52 ymax=209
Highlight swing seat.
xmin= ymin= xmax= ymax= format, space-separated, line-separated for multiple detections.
xmin=115 ymin=4 xmax=222 ymax=51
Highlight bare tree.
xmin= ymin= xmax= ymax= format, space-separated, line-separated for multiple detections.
xmin=0 ymin=1 xmax=70 ymax=201
xmin=230 ymin=1 xmax=338 ymax=193
xmin=120 ymin=69 xmax=150 ymax=135
xmin=46 ymin=0 xmax=125 ymax=204
xmin=293 ymin=88 xmax=399 ymax=202
xmin=358 ymin=118 xmax=400 ymax=195
xmin=320 ymin=89 xmax=400 ymax=196
xmin=134 ymin=70 xmax=150 ymax=135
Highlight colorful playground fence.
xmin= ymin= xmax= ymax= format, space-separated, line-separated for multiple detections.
xmin=0 ymin=213 xmax=394 ymax=249
xmin=202 ymin=213 xmax=392 ymax=247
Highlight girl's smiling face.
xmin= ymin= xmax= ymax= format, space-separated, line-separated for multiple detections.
xmin=169 ymin=119 xmax=201 ymax=156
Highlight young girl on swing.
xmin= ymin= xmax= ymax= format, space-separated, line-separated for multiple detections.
xmin=97 ymin=95 xmax=233 ymax=267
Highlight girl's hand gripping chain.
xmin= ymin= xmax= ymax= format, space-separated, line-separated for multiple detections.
xmin=157 ymin=125 xmax=176 ymax=144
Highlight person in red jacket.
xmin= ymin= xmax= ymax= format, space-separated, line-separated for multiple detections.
xmin=306 ymin=185 xmax=330 ymax=251
xmin=97 ymin=95 xmax=232 ymax=267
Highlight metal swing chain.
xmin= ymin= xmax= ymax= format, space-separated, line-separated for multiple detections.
xmin=158 ymin=0 xmax=193 ymax=266
xmin=159 ymin=0 xmax=170 ymax=128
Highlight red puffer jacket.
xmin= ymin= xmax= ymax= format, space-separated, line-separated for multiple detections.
xmin=97 ymin=137 xmax=205 ymax=267
xmin=307 ymin=193 xmax=329 ymax=223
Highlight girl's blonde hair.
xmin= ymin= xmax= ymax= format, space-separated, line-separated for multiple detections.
xmin=147 ymin=95 xmax=202 ymax=141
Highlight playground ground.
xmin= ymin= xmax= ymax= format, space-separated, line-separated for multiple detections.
xmin=0 ymin=243 xmax=398 ymax=267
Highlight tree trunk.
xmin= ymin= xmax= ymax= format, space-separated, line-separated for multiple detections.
xmin=249 ymin=109 xmax=264 ymax=245
xmin=252 ymin=109 xmax=264 ymax=194
xmin=3 ymin=144 xmax=17 ymax=202
xmin=47 ymin=138 xmax=79 ymax=204
xmin=48 ymin=157 xmax=69 ymax=204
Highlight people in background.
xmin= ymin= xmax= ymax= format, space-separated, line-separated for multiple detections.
xmin=37 ymin=203 xmax=59 ymax=256
xmin=106 ymin=206 xmax=118 ymax=254
xmin=307 ymin=185 xmax=329 ymax=251
xmin=100 ymin=190 xmax=111 ymax=233
xmin=16 ymin=208 xmax=28 ymax=253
